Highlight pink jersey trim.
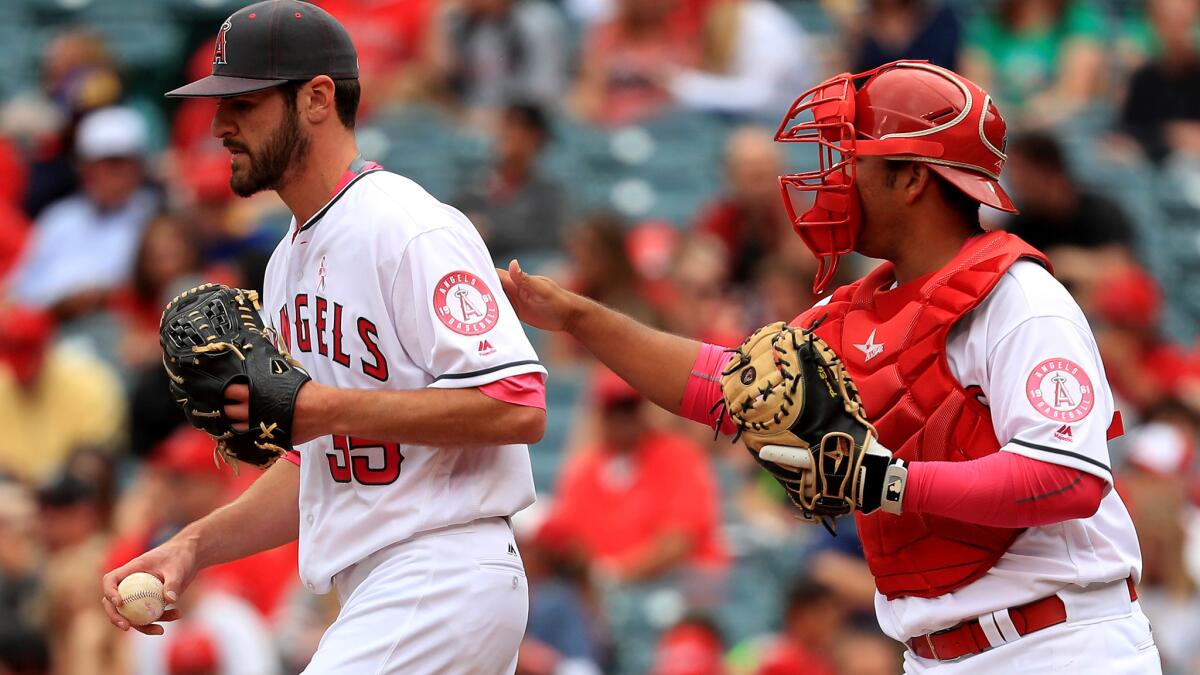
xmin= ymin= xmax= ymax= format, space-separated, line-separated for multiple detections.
xmin=284 ymin=450 xmax=301 ymax=466
xmin=479 ymin=372 xmax=547 ymax=410
xmin=333 ymin=160 xmax=382 ymax=194
xmin=905 ymin=451 xmax=1105 ymax=528
xmin=292 ymin=161 xmax=384 ymax=239
xmin=680 ymin=343 xmax=736 ymax=435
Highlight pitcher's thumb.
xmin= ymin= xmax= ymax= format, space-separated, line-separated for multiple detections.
xmin=163 ymin=582 xmax=180 ymax=604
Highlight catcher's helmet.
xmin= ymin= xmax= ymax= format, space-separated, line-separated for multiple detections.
xmin=775 ymin=60 xmax=1015 ymax=292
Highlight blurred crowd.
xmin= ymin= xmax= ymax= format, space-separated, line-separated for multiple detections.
xmin=3 ymin=0 xmax=1200 ymax=674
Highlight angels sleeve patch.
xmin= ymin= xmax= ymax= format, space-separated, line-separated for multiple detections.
xmin=1025 ymin=358 xmax=1095 ymax=422
xmin=433 ymin=271 xmax=499 ymax=336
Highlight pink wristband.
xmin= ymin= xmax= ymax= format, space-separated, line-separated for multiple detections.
xmin=680 ymin=343 xmax=736 ymax=435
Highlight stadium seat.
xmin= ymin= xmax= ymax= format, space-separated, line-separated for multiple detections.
xmin=528 ymin=366 xmax=586 ymax=495
xmin=0 ymin=8 xmax=39 ymax=98
xmin=164 ymin=0 xmax=247 ymax=21
xmin=365 ymin=105 xmax=470 ymax=201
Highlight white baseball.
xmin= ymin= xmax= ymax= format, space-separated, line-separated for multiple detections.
xmin=116 ymin=572 xmax=165 ymax=626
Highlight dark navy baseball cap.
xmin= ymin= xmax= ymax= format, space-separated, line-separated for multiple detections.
xmin=166 ymin=0 xmax=358 ymax=99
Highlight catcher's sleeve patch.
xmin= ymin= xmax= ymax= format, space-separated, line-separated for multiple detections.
xmin=1025 ymin=358 xmax=1095 ymax=423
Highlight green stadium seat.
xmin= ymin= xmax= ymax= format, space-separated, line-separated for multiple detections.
xmin=0 ymin=10 xmax=39 ymax=98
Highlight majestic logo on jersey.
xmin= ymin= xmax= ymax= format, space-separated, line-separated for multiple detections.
xmin=1054 ymin=425 xmax=1074 ymax=442
xmin=853 ymin=329 xmax=884 ymax=362
xmin=317 ymin=255 xmax=328 ymax=292
xmin=478 ymin=339 xmax=496 ymax=356
xmin=434 ymin=271 xmax=499 ymax=336
xmin=213 ymin=19 xmax=232 ymax=65
xmin=1025 ymin=358 xmax=1094 ymax=422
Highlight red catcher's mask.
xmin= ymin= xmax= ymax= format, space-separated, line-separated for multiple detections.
xmin=775 ymin=60 xmax=1016 ymax=292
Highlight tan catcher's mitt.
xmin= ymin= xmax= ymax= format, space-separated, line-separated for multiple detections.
xmin=160 ymin=284 xmax=311 ymax=471
xmin=718 ymin=321 xmax=908 ymax=531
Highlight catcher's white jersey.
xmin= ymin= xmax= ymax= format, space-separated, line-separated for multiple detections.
xmin=262 ymin=168 xmax=545 ymax=594
xmin=867 ymin=260 xmax=1143 ymax=642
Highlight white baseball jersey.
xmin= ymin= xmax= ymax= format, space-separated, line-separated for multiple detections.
xmin=261 ymin=168 xmax=545 ymax=594
xmin=864 ymin=260 xmax=1142 ymax=642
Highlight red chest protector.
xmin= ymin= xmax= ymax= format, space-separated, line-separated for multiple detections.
xmin=794 ymin=231 xmax=1049 ymax=599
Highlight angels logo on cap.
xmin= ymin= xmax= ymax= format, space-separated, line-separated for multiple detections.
xmin=165 ymin=0 xmax=359 ymax=99
xmin=213 ymin=19 xmax=231 ymax=65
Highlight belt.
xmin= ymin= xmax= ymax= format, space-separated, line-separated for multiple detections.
xmin=907 ymin=578 xmax=1137 ymax=662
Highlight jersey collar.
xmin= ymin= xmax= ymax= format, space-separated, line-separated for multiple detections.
xmin=292 ymin=157 xmax=383 ymax=241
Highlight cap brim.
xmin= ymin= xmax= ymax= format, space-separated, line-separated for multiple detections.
xmin=928 ymin=164 xmax=1018 ymax=213
xmin=165 ymin=74 xmax=289 ymax=99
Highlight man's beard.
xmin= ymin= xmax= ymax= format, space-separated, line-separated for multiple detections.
xmin=229 ymin=109 xmax=311 ymax=198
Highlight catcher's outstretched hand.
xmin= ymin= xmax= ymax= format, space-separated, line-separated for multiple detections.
xmin=497 ymin=260 xmax=579 ymax=333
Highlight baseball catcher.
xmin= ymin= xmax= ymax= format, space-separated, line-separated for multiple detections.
xmin=159 ymin=283 xmax=310 ymax=471
xmin=716 ymin=320 xmax=907 ymax=532
xmin=500 ymin=58 xmax=1157 ymax=672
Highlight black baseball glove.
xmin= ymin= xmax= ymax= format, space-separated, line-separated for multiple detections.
xmin=160 ymin=284 xmax=310 ymax=471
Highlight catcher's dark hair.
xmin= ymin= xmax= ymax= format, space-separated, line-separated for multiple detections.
xmin=885 ymin=160 xmax=982 ymax=231
xmin=278 ymin=78 xmax=361 ymax=129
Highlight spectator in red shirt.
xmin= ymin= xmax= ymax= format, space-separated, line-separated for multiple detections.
xmin=0 ymin=135 xmax=31 ymax=280
xmin=1092 ymin=264 xmax=1200 ymax=417
xmin=695 ymin=127 xmax=809 ymax=285
xmin=164 ymin=623 xmax=220 ymax=675
xmin=650 ymin=615 xmax=727 ymax=675
xmin=752 ymin=578 xmax=843 ymax=675
xmin=572 ymin=0 xmax=701 ymax=126
xmin=546 ymin=369 xmax=727 ymax=583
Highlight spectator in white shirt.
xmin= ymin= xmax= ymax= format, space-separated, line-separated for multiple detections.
xmin=666 ymin=0 xmax=817 ymax=121
xmin=9 ymin=106 xmax=159 ymax=318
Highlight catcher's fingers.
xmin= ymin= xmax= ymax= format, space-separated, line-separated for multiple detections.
xmin=499 ymin=259 xmax=572 ymax=332
xmin=224 ymin=383 xmax=250 ymax=432
xmin=759 ymin=445 xmax=815 ymax=470
xmin=498 ymin=260 xmax=534 ymax=303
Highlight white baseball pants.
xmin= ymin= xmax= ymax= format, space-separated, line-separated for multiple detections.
xmin=302 ymin=517 xmax=528 ymax=674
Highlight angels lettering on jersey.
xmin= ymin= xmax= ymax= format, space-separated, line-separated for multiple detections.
xmin=276 ymin=294 xmax=389 ymax=382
